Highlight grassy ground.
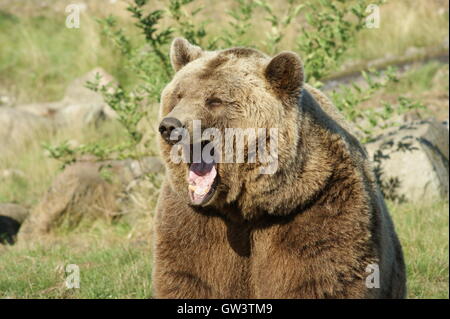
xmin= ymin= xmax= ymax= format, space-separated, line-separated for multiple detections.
xmin=389 ymin=201 xmax=449 ymax=298
xmin=358 ymin=61 xmax=449 ymax=121
xmin=0 ymin=220 xmax=153 ymax=298
xmin=348 ymin=0 xmax=448 ymax=62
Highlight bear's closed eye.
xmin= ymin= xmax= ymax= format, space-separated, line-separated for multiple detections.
xmin=206 ymin=97 xmax=223 ymax=107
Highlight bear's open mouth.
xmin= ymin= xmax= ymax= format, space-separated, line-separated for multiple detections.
xmin=188 ymin=160 xmax=219 ymax=206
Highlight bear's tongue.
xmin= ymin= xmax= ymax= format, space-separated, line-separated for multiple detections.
xmin=188 ymin=161 xmax=217 ymax=205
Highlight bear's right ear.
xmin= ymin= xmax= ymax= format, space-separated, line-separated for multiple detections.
xmin=264 ymin=51 xmax=304 ymax=96
xmin=170 ymin=37 xmax=203 ymax=72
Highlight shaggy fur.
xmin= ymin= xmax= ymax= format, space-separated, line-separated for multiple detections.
xmin=152 ymin=38 xmax=406 ymax=298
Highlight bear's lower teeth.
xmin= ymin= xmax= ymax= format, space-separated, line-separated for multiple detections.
xmin=189 ymin=184 xmax=208 ymax=195
xmin=195 ymin=189 xmax=207 ymax=195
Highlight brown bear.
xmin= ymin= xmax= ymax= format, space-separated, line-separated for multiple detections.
xmin=152 ymin=37 xmax=406 ymax=298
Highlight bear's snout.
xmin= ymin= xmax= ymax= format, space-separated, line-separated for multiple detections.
xmin=159 ymin=117 xmax=183 ymax=144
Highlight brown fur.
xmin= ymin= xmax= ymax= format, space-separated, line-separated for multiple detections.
xmin=152 ymin=38 xmax=406 ymax=298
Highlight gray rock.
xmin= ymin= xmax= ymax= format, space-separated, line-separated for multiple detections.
xmin=64 ymin=67 xmax=115 ymax=104
xmin=54 ymin=102 xmax=106 ymax=128
xmin=109 ymin=156 xmax=165 ymax=179
xmin=17 ymin=156 xmax=164 ymax=241
xmin=15 ymin=101 xmax=64 ymax=118
xmin=15 ymin=67 xmax=117 ymax=129
xmin=61 ymin=67 xmax=118 ymax=122
xmin=17 ymin=160 xmax=119 ymax=241
xmin=365 ymin=119 xmax=449 ymax=202
xmin=0 ymin=107 xmax=54 ymax=156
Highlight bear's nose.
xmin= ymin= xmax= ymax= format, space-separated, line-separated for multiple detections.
xmin=159 ymin=117 xmax=184 ymax=144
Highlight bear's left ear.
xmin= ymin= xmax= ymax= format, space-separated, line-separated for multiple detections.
xmin=170 ymin=37 xmax=203 ymax=72
xmin=264 ymin=51 xmax=304 ymax=95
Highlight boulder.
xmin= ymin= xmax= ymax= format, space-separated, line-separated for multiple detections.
xmin=60 ymin=67 xmax=118 ymax=123
xmin=17 ymin=156 xmax=164 ymax=241
xmin=365 ymin=119 xmax=449 ymax=202
xmin=54 ymin=102 xmax=106 ymax=128
xmin=0 ymin=107 xmax=54 ymax=155
xmin=64 ymin=67 xmax=115 ymax=105
xmin=0 ymin=203 xmax=29 ymax=245
xmin=15 ymin=67 xmax=117 ymax=129
xmin=15 ymin=101 xmax=65 ymax=118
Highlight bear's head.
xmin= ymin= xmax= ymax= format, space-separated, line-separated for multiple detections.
xmin=158 ymin=38 xmax=306 ymax=217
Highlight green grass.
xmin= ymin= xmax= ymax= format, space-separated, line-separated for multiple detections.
xmin=355 ymin=60 xmax=449 ymax=121
xmin=0 ymin=11 xmax=136 ymax=103
xmin=387 ymin=61 xmax=448 ymax=95
xmin=0 ymin=220 xmax=152 ymax=298
xmin=348 ymin=0 xmax=449 ymax=63
xmin=389 ymin=201 xmax=449 ymax=299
